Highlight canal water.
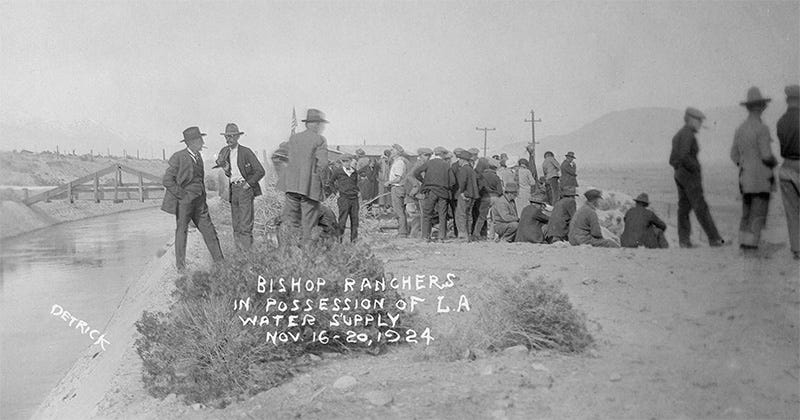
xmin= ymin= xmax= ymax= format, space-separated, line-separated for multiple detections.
xmin=0 ymin=208 xmax=174 ymax=419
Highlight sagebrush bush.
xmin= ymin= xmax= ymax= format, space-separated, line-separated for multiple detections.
xmin=135 ymin=239 xmax=413 ymax=407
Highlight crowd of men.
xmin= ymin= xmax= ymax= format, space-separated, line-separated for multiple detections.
xmin=158 ymin=84 xmax=799 ymax=270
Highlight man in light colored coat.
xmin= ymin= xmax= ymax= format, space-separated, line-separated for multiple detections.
xmin=491 ymin=181 xmax=520 ymax=242
xmin=542 ymin=151 xmax=561 ymax=205
xmin=282 ymin=109 xmax=329 ymax=242
xmin=731 ymin=87 xmax=778 ymax=250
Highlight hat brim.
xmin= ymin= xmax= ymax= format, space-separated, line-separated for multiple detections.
xmin=740 ymin=99 xmax=771 ymax=106
xmin=634 ymin=199 xmax=649 ymax=205
xmin=221 ymin=131 xmax=245 ymax=136
xmin=179 ymin=133 xmax=206 ymax=142
xmin=301 ymin=119 xmax=329 ymax=123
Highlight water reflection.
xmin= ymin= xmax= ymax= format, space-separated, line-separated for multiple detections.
xmin=0 ymin=208 xmax=173 ymax=420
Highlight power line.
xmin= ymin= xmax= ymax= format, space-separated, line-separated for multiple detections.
xmin=475 ymin=127 xmax=496 ymax=158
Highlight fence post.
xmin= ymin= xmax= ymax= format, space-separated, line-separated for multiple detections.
xmin=114 ymin=167 xmax=120 ymax=203
xmin=138 ymin=173 xmax=144 ymax=202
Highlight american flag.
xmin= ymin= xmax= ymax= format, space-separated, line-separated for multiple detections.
xmin=290 ymin=107 xmax=297 ymax=135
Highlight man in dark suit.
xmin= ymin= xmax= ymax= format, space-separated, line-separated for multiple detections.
xmin=412 ymin=146 xmax=456 ymax=242
xmin=620 ymin=193 xmax=668 ymax=248
xmin=669 ymin=107 xmax=725 ymax=248
xmin=561 ymin=152 xmax=578 ymax=188
xmin=214 ymin=123 xmax=265 ymax=251
xmin=330 ymin=154 xmax=360 ymax=243
xmin=281 ymin=109 xmax=329 ymax=242
xmin=161 ymin=126 xmax=224 ymax=270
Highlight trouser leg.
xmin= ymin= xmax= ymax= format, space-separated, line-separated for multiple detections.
xmin=283 ymin=192 xmax=302 ymax=229
xmin=407 ymin=200 xmax=421 ymax=238
xmin=780 ymin=178 xmax=800 ymax=253
xmin=456 ymin=196 xmax=470 ymax=238
xmin=191 ymin=195 xmax=224 ymax=262
xmin=549 ymin=178 xmax=560 ymax=205
xmin=435 ymin=196 xmax=449 ymax=240
xmin=684 ymin=178 xmax=722 ymax=243
xmin=174 ymin=198 xmax=193 ymax=269
xmin=675 ymin=178 xmax=692 ymax=245
xmin=232 ymin=185 xmax=254 ymax=250
xmin=391 ymin=186 xmax=408 ymax=236
xmin=472 ymin=196 xmax=489 ymax=238
xmin=337 ymin=196 xmax=349 ymax=239
xmin=421 ymin=192 xmax=435 ymax=240
xmin=300 ymin=196 xmax=321 ymax=241
xmin=350 ymin=198 xmax=359 ymax=242
xmin=740 ymin=192 xmax=770 ymax=247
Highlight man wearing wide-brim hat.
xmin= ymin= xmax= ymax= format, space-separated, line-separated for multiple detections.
xmin=412 ymin=146 xmax=456 ymax=242
xmin=214 ymin=123 xmax=265 ymax=251
xmin=731 ymin=86 xmax=779 ymax=251
xmin=568 ymin=189 xmax=619 ymax=248
xmin=620 ymin=193 xmax=668 ymax=249
xmin=161 ymin=126 xmax=224 ymax=269
xmin=515 ymin=189 xmax=550 ymax=244
xmin=281 ymin=109 xmax=330 ymax=242
xmin=777 ymin=84 xmax=800 ymax=260
xmin=669 ymin=106 xmax=726 ymax=248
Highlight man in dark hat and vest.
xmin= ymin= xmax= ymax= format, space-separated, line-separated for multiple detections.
xmin=214 ymin=123 xmax=265 ymax=251
xmin=669 ymin=107 xmax=726 ymax=248
xmin=620 ymin=193 xmax=668 ymax=249
xmin=282 ymin=109 xmax=330 ymax=242
xmin=778 ymin=84 xmax=800 ymax=260
xmin=515 ymin=189 xmax=550 ymax=244
xmin=731 ymin=87 xmax=778 ymax=252
xmin=412 ymin=146 xmax=456 ymax=242
xmin=569 ymin=189 xmax=619 ymax=248
xmin=161 ymin=127 xmax=224 ymax=270
xmin=545 ymin=186 xmax=578 ymax=243
xmin=561 ymin=152 xmax=578 ymax=189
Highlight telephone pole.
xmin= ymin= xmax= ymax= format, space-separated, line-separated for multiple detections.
xmin=524 ymin=110 xmax=542 ymax=181
xmin=476 ymin=127 xmax=496 ymax=158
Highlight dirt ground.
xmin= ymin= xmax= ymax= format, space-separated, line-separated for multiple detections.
xmin=40 ymin=162 xmax=800 ymax=420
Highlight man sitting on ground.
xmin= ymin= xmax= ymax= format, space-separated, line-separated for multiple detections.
xmin=569 ymin=189 xmax=620 ymax=248
xmin=515 ymin=190 xmax=550 ymax=244
xmin=620 ymin=193 xmax=669 ymax=249
xmin=491 ymin=181 xmax=520 ymax=242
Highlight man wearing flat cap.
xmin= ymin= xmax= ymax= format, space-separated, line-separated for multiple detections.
xmin=778 ymin=84 xmax=800 ymax=260
xmin=412 ymin=146 xmax=456 ymax=242
xmin=330 ymin=154 xmax=360 ymax=242
xmin=669 ymin=107 xmax=725 ymax=248
xmin=490 ymin=181 xmax=520 ymax=242
xmin=454 ymin=148 xmax=479 ymax=241
xmin=215 ymin=123 xmax=265 ymax=251
xmin=620 ymin=193 xmax=668 ymax=249
xmin=282 ymin=109 xmax=330 ymax=242
xmin=731 ymin=87 xmax=778 ymax=251
xmin=161 ymin=126 xmax=224 ymax=269
xmin=568 ymin=189 xmax=619 ymax=248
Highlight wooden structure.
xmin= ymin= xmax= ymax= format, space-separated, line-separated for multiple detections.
xmin=23 ymin=164 xmax=164 ymax=206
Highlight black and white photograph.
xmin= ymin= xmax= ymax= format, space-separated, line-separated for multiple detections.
xmin=1 ymin=1 xmax=798 ymax=419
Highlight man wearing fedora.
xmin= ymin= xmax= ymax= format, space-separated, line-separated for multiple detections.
xmin=620 ymin=193 xmax=668 ymax=249
xmin=515 ymin=189 xmax=550 ymax=244
xmin=283 ymin=109 xmax=330 ymax=242
xmin=669 ymin=107 xmax=726 ymax=248
xmin=561 ymin=152 xmax=578 ymax=189
xmin=731 ymin=87 xmax=778 ymax=251
xmin=545 ymin=186 xmax=578 ymax=243
xmin=214 ymin=123 xmax=265 ymax=251
xmin=161 ymin=127 xmax=224 ymax=270
xmin=777 ymin=84 xmax=799 ymax=260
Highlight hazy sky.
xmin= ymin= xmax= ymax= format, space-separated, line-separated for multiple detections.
xmin=1 ymin=1 xmax=798 ymax=155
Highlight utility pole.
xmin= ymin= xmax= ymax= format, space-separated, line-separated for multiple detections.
xmin=476 ymin=127 xmax=496 ymax=158
xmin=524 ymin=109 xmax=542 ymax=181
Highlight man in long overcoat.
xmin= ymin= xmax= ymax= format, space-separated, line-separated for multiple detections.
xmin=161 ymin=126 xmax=224 ymax=269
xmin=731 ymin=87 xmax=778 ymax=250
xmin=215 ymin=123 xmax=265 ymax=250
xmin=282 ymin=109 xmax=329 ymax=242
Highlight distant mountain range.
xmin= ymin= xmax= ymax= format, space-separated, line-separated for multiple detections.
xmin=491 ymin=105 xmax=784 ymax=166
xmin=0 ymin=116 xmax=141 ymax=157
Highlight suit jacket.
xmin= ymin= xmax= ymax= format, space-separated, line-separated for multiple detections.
xmin=546 ymin=196 xmax=576 ymax=239
xmin=670 ymin=125 xmax=703 ymax=185
xmin=731 ymin=115 xmax=777 ymax=193
xmin=216 ymin=144 xmax=265 ymax=201
xmin=412 ymin=157 xmax=455 ymax=199
xmin=620 ymin=205 xmax=667 ymax=248
xmin=515 ymin=205 xmax=550 ymax=243
xmin=161 ymin=149 xmax=203 ymax=215
xmin=560 ymin=159 xmax=578 ymax=187
xmin=283 ymin=130 xmax=329 ymax=201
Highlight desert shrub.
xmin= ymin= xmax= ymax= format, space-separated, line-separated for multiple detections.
xmin=135 ymin=239 xmax=412 ymax=407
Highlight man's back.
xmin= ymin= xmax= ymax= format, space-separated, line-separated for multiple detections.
xmin=284 ymin=130 xmax=328 ymax=200
xmin=620 ymin=206 xmax=666 ymax=247
xmin=546 ymin=197 xmax=575 ymax=238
